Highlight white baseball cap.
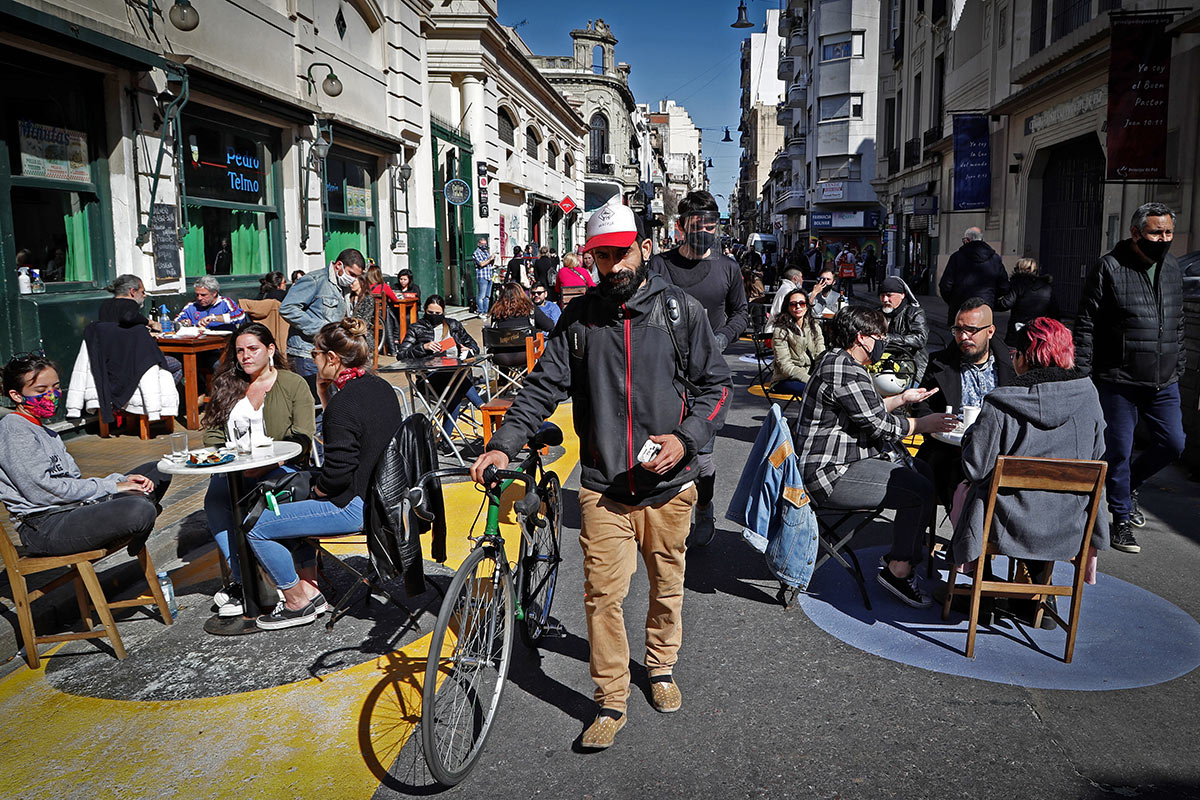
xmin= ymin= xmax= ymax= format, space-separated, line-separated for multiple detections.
xmin=584 ymin=202 xmax=641 ymax=252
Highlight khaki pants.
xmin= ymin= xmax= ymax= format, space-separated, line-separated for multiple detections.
xmin=577 ymin=484 xmax=698 ymax=713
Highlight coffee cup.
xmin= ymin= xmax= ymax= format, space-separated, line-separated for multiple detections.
xmin=962 ymin=405 xmax=981 ymax=427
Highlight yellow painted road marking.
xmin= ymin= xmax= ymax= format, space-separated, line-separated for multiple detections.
xmin=0 ymin=403 xmax=579 ymax=798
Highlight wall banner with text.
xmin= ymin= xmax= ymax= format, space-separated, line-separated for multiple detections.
xmin=1106 ymin=13 xmax=1172 ymax=180
xmin=952 ymin=115 xmax=990 ymax=211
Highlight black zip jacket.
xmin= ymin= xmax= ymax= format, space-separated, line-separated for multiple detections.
xmin=912 ymin=339 xmax=1016 ymax=416
xmin=397 ymin=316 xmax=480 ymax=360
xmin=883 ymin=300 xmax=930 ymax=383
xmin=996 ymin=273 xmax=1060 ymax=346
xmin=487 ymin=274 xmax=732 ymax=506
xmin=1073 ymin=239 xmax=1186 ymax=388
xmin=939 ymin=240 xmax=1010 ymax=326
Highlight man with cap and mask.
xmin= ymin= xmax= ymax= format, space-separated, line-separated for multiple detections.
xmin=877 ymin=275 xmax=930 ymax=384
xmin=911 ymin=297 xmax=1016 ymax=510
xmin=651 ymin=190 xmax=748 ymax=547
xmin=795 ymin=306 xmax=957 ymax=608
xmin=1074 ymin=202 xmax=1187 ymax=555
xmin=471 ymin=201 xmax=732 ymax=749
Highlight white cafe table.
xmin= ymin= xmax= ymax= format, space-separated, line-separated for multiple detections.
xmin=158 ymin=440 xmax=304 ymax=635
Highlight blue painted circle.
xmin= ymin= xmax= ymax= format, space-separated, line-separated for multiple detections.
xmin=444 ymin=178 xmax=471 ymax=206
xmin=797 ymin=546 xmax=1200 ymax=690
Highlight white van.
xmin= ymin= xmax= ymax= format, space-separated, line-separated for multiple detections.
xmin=745 ymin=233 xmax=779 ymax=266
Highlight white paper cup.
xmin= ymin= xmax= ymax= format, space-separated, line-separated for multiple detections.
xmin=962 ymin=405 xmax=981 ymax=427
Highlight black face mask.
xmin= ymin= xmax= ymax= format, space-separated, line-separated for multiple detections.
xmin=865 ymin=335 xmax=886 ymax=363
xmin=425 ymin=313 xmax=444 ymax=327
xmin=1136 ymin=238 xmax=1171 ymax=264
xmin=684 ymin=230 xmax=717 ymax=253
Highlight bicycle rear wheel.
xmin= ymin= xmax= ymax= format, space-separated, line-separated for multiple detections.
xmin=421 ymin=545 xmax=514 ymax=786
xmin=519 ymin=471 xmax=562 ymax=648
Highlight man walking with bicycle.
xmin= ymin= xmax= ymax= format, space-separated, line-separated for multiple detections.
xmin=471 ymin=202 xmax=731 ymax=749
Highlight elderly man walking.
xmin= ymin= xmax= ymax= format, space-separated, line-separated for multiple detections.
xmin=939 ymin=227 xmax=1009 ymax=327
xmin=1074 ymin=202 xmax=1187 ymax=555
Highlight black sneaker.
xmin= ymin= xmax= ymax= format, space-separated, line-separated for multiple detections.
xmin=876 ymin=566 xmax=932 ymax=608
xmin=1129 ymin=491 xmax=1146 ymax=528
xmin=1110 ymin=518 xmax=1141 ymax=554
xmin=255 ymin=599 xmax=320 ymax=630
xmin=214 ymin=583 xmax=244 ymax=618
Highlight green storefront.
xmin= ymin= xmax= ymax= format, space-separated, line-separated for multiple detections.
xmin=430 ymin=118 xmax=475 ymax=306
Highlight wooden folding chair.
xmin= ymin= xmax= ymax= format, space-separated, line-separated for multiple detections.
xmin=0 ymin=527 xmax=173 ymax=668
xmin=942 ymin=455 xmax=1107 ymax=662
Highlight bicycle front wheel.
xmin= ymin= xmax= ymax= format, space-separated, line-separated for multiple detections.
xmin=421 ymin=545 xmax=515 ymax=786
xmin=519 ymin=470 xmax=563 ymax=648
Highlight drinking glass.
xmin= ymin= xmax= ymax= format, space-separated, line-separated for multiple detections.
xmin=232 ymin=419 xmax=252 ymax=454
xmin=168 ymin=432 xmax=189 ymax=463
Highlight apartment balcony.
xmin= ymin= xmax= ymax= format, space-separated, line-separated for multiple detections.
xmin=787 ymin=82 xmax=807 ymax=107
xmin=922 ymin=123 xmax=944 ymax=149
xmin=903 ymin=138 xmax=921 ymax=168
xmin=587 ymin=157 xmax=615 ymax=176
xmin=778 ymin=7 xmax=792 ymax=36
xmin=776 ymin=103 xmax=791 ymax=127
xmin=772 ymin=149 xmax=791 ymax=171
xmin=787 ymin=135 xmax=806 ymax=159
xmin=778 ymin=53 xmax=794 ymax=81
xmin=775 ymin=188 xmax=805 ymax=212
xmin=789 ymin=28 xmax=807 ymax=55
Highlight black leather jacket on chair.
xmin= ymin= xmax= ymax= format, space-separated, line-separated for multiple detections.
xmin=883 ymin=300 xmax=930 ymax=383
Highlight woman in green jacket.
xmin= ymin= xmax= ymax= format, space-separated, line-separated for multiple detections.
xmin=201 ymin=322 xmax=316 ymax=617
xmin=770 ymin=287 xmax=825 ymax=396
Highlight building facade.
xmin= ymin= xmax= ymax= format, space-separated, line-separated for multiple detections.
xmin=736 ymin=9 xmax=786 ymax=242
xmin=0 ymin=0 xmax=431 ymax=381
xmin=425 ymin=1 xmax=586 ymax=304
xmin=645 ymin=100 xmax=707 ymax=238
xmin=530 ymin=19 xmax=642 ymax=213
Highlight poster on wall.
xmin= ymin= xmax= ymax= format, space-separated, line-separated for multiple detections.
xmin=1105 ymin=13 xmax=1172 ymax=180
xmin=345 ymin=185 xmax=372 ymax=217
xmin=18 ymin=120 xmax=90 ymax=183
xmin=952 ymin=115 xmax=990 ymax=210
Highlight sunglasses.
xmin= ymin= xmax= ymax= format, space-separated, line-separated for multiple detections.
xmin=951 ymin=324 xmax=991 ymax=336
xmin=788 ymin=301 xmax=808 ymax=307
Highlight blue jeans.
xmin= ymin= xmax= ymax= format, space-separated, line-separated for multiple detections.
xmin=1096 ymin=380 xmax=1185 ymax=519
xmin=445 ymin=385 xmax=485 ymax=437
xmin=772 ymin=378 xmax=806 ymax=396
xmin=246 ymin=496 xmax=365 ymax=590
xmin=476 ymin=272 xmax=492 ymax=314
xmin=291 ymin=356 xmax=318 ymax=377
xmin=204 ymin=466 xmax=294 ymax=582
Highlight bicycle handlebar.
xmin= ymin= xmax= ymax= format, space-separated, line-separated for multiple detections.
xmin=407 ymin=465 xmax=540 ymax=521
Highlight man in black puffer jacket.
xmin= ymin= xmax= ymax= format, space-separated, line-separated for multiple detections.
xmin=472 ymin=203 xmax=731 ymax=750
xmin=1074 ymin=202 xmax=1186 ymax=556
xmin=939 ymin=227 xmax=1010 ymax=327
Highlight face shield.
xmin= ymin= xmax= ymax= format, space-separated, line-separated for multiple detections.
xmin=678 ymin=211 xmax=720 ymax=254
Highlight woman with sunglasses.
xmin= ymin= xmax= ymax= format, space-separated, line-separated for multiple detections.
xmin=769 ymin=288 xmax=824 ymax=396
xmin=247 ymin=317 xmax=404 ymax=630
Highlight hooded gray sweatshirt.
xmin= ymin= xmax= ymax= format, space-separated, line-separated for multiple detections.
xmin=0 ymin=414 xmax=123 ymax=517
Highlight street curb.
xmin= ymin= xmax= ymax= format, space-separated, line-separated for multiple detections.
xmin=0 ymin=512 xmax=214 ymax=667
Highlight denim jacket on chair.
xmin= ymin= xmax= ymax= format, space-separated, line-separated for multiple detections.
xmin=726 ymin=403 xmax=819 ymax=590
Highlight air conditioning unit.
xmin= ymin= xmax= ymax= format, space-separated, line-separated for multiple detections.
xmin=603 ymin=154 xmax=616 ymax=165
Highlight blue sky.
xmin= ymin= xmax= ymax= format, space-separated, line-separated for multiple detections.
xmin=501 ymin=0 xmax=776 ymax=214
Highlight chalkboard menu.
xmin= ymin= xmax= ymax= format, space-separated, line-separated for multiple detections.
xmin=151 ymin=203 xmax=181 ymax=282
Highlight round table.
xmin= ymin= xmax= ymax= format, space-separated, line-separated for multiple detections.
xmin=159 ymin=440 xmax=304 ymax=635
xmin=382 ymin=355 xmax=491 ymax=466
xmin=930 ymin=429 xmax=965 ymax=446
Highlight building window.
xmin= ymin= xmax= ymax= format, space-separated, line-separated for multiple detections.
xmin=592 ymin=45 xmax=604 ymax=75
xmin=998 ymin=5 xmax=1008 ymax=47
xmin=547 ymin=141 xmax=559 ymax=170
xmin=498 ymin=108 xmax=516 ymax=146
xmin=589 ymin=113 xmax=609 ymax=172
xmin=3 ymin=55 xmax=106 ymax=286
xmin=912 ymin=73 xmax=923 ymax=136
xmin=817 ymin=155 xmax=862 ymax=182
xmin=1051 ymin=0 xmax=1092 ymax=42
xmin=820 ymin=31 xmax=865 ymax=61
xmin=563 ymin=153 xmax=574 ymax=179
xmin=324 ymin=149 xmax=377 ymax=265
xmin=818 ymin=93 xmax=865 ymax=121
xmin=1030 ymin=0 xmax=1048 ymax=54
xmin=181 ymin=108 xmax=281 ymax=276
xmin=526 ymin=127 xmax=540 ymax=160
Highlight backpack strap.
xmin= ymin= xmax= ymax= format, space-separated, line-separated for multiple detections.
xmin=660 ymin=287 xmax=699 ymax=396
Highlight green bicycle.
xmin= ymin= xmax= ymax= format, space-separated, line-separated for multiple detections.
xmin=410 ymin=423 xmax=564 ymax=786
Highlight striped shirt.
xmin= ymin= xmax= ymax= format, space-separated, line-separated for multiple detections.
xmin=473 ymin=247 xmax=494 ymax=281
xmin=794 ymin=348 xmax=909 ymax=502
xmin=176 ymin=294 xmax=246 ymax=331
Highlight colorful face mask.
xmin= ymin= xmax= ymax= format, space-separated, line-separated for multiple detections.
xmin=22 ymin=388 xmax=62 ymax=419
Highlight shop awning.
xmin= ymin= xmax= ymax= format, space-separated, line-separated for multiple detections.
xmin=0 ymin=0 xmax=169 ymax=70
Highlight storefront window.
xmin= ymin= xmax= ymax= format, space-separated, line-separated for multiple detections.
xmin=180 ymin=109 xmax=281 ymax=276
xmin=324 ymin=150 xmax=377 ymax=264
xmin=2 ymin=54 xmax=105 ymax=286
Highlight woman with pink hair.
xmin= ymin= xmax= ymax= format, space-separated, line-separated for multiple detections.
xmin=950 ymin=317 xmax=1109 ymax=621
